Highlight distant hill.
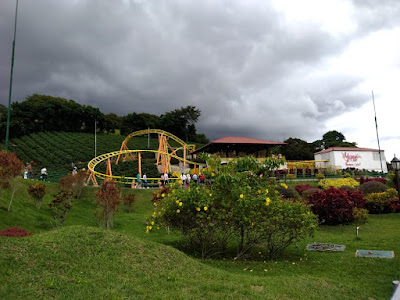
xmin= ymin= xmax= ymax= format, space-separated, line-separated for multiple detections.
xmin=9 ymin=131 xmax=204 ymax=181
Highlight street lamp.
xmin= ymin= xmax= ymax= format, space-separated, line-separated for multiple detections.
xmin=391 ymin=155 xmax=400 ymax=196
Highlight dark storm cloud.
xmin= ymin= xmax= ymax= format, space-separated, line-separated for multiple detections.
xmin=0 ymin=0 xmax=397 ymax=142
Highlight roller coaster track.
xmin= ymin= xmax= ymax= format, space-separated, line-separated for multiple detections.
xmin=122 ymin=129 xmax=196 ymax=152
xmin=88 ymin=149 xmax=204 ymax=180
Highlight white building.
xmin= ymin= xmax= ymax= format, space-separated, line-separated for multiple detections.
xmin=314 ymin=147 xmax=387 ymax=173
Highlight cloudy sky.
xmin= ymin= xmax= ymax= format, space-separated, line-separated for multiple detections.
xmin=1 ymin=0 xmax=399 ymax=162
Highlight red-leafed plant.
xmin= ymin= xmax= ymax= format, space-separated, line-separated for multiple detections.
xmin=0 ymin=226 xmax=33 ymax=237
xmin=59 ymin=170 xmax=87 ymax=199
xmin=295 ymin=184 xmax=315 ymax=195
xmin=308 ymin=187 xmax=366 ymax=225
xmin=27 ymin=183 xmax=46 ymax=209
xmin=95 ymin=179 xmax=121 ymax=230
xmin=0 ymin=151 xmax=24 ymax=211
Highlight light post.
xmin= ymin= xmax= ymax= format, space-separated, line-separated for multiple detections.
xmin=5 ymin=0 xmax=19 ymax=151
xmin=391 ymin=155 xmax=400 ymax=196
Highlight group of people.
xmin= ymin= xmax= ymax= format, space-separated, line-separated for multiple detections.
xmin=180 ymin=172 xmax=206 ymax=187
xmin=22 ymin=162 xmax=48 ymax=181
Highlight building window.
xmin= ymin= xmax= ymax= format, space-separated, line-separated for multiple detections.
xmin=373 ymin=152 xmax=380 ymax=161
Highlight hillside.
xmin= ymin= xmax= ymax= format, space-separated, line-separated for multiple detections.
xmin=9 ymin=131 xmax=203 ymax=181
xmin=1 ymin=180 xmax=400 ymax=299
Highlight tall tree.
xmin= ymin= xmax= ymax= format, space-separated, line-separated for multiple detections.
xmin=280 ymin=138 xmax=314 ymax=160
xmin=159 ymin=106 xmax=201 ymax=141
xmin=321 ymin=130 xmax=356 ymax=149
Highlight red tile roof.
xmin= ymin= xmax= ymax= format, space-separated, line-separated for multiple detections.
xmin=211 ymin=136 xmax=287 ymax=145
xmin=315 ymin=147 xmax=384 ymax=155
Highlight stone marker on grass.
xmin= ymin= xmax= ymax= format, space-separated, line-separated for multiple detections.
xmin=306 ymin=243 xmax=346 ymax=252
xmin=355 ymin=250 xmax=394 ymax=258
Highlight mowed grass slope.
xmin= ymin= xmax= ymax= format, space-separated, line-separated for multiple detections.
xmin=1 ymin=180 xmax=400 ymax=299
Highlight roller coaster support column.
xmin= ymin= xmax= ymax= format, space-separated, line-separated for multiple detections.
xmin=138 ymin=152 xmax=142 ymax=177
xmin=106 ymin=158 xmax=113 ymax=177
xmin=183 ymin=145 xmax=187 ymax=167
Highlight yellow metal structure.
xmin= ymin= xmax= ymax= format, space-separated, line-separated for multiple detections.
xmin=115 ymin=129 xmax=196 ymax=173
xmin=88 ymin=149 xmax=203 ymax=182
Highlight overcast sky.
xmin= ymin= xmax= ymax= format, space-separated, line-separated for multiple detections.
xmin=1 ymin=0 xmax=399 ymax=162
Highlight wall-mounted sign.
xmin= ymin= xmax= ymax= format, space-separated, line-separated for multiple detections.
xmin=342 ymin=152 xmax=362 ymax=167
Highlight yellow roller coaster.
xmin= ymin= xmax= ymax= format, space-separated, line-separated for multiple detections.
xmin=87 ymin=129 xmax=204 ymax=185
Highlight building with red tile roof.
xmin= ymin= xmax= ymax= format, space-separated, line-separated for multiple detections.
xmin=192 ymin=136 xmax=287 ymax=157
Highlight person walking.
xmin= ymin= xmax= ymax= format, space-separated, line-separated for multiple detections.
xmin=41 ymin=167 xmax=48 ymax=181
xmin=143 ymin=173 xmax=148 ymax=189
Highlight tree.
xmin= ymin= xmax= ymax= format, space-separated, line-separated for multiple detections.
xmin=280 ymin=138 xmax=314 ymax=160
xmin=159 ymin=106 xmax=201 ymax=141
xmin=0 ymin=151 xmax=24 ymax=211
xmin=320 ymin=130 xmax=356 ymax=149
xmin=104 ymin=113 xmax=122 ymax=133
xmin=120 ymin=112 xmax=160 ymax=135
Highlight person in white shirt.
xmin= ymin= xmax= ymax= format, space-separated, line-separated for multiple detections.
xmin=164 ymin=172 xmax=169 ymax=184
xmin=143 ymin=173 xmax=148 ymax=188
xmin=186 ymin=173 xmax=191 ymax=185
xmin=41 ymin=167 xmax=48 ymax=181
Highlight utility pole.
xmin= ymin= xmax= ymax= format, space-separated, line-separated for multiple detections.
xmin=372 ymin=90 xmax=384 ymax=173
xmin=5 ymin=0 xmax=19 ymax=151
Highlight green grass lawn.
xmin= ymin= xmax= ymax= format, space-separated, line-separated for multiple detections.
xmin=1 ymin=179 xmax=400 ymax=299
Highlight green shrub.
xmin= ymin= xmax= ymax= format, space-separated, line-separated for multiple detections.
xmin=316 ymin=173 xmax=325 ymax=179
xmin=277 ymin=185 xmax=300 ymax=199
xmin=359 ymin=181 xmax=388 ymax=195
xmin=149 ymin=156 xmax=318 ymax=259
xmin=343 ymin=173 xmax=351 ymax=178
xmin=353 ymin=207 xmax=368 ymax=225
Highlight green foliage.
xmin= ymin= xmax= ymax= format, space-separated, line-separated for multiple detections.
xmin=150 ymin=156 xmax=317 ymax=259
xmin=353 ymin=207 xmax=369 ymax=225
xmin=48 ymin=191 xmax=73 ymax=227
xmin=95 ymin=179 xmax=121 ymax=230
xmin=280 ymin=137 xmax=314 ymax=160
xmin=315 ymin=173 xmax=325 ymax=179
xmin=359 ymin=181 xmax=388 ymax=195
xmin=27 ymin=183 xmax=46 ymax=209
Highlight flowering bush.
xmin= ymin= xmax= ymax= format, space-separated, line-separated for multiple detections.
xmin=0 ymin=226 xmax=33 ymax=237
xmin=359 ymin=181 xmax=388 ymax=195
xmin=149 ymin=156 xmax=317 ymax=259
xmin=318 ymin=178 xmax=360 ymax=190
xmin=308 ymin=187 xmax=366 ymax=225
xmin=302 ymin=188 xmax=320 ymax=199
xmin=365 ymin=188 xmax=399 ymax=214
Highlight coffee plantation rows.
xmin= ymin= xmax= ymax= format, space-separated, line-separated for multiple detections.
xmin=10 ymin=131 xmax=190 ymax=180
